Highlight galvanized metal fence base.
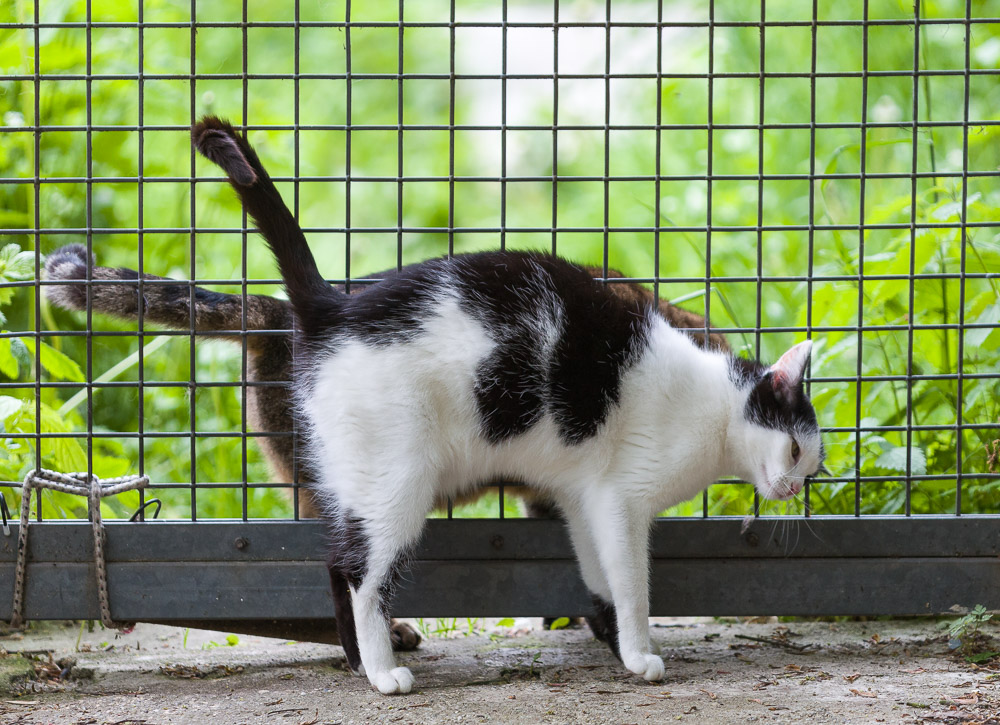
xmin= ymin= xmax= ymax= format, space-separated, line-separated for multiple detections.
xmin=2 ymin=518 xmax=998 ymax=631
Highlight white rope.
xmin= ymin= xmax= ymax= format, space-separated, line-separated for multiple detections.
xmin=9 ymin=469 xmax=149 ymax=631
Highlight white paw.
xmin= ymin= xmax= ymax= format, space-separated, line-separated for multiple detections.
xmin=623 ymin=652 xmax=665 ymax=682
xmin=370 ymin=666 xmax=415 ymax=695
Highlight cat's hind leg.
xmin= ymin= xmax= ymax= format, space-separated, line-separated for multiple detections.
xmin=328 ymin=566 xmax=362 ymax=671
xmin=349 ymin=512 xmax=425 ymax=694
xmin=326 ymin=516 xmax=366 ymax=674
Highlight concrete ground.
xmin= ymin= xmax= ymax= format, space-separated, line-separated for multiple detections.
xmin=2 ymin=617 xmax=999 ymax=724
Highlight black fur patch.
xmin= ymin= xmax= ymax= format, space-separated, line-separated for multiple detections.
xmin=587 ymin=593 xmax=621 ymax=661
xmin=331 ymin=261 xmax=446 ymax=346
xmin=453 ymin=252 xmax=652 ymax=445
xmin=745 ymin=373 xmax=818 ymax=435
xmin=729 ymin=356 xmax=819 ymax=436
xmin=474 ymin=339 xmax=548 ymax=442
xmin=327 ymin=565 xmax=361 ymax=672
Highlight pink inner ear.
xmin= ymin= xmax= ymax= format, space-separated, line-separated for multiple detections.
xmin=770 ymin=340 xmax=812 ymax=387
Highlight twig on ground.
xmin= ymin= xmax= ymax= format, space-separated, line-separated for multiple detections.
xmin=734 ymin=634 xmax=814 ymax=652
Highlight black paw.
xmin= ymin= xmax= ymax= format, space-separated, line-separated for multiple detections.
xmin=587 ymin=594 xmax=621 ymax=661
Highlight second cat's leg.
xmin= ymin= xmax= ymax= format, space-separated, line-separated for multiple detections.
xmin=582 ymin=495 xmax=664 ymax=682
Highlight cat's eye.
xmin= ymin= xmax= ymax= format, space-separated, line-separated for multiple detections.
xmin=791 ymin=440 xmax=801 ymax=461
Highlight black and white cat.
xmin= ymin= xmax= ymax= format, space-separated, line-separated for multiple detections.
xmin=192 ymin=117 xmax=824 ymax=695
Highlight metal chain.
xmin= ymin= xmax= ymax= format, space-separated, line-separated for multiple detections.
xmin=9 ymin=469 xmax=149 ymax=631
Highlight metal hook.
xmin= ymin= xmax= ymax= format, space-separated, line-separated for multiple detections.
xmin=128 ymin=498 xmax=162 ymax=522
xmin=0 ymin=492 xmax=9 ymax=536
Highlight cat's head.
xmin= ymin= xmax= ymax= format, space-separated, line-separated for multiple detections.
xmin=728 ymin=341 xmax=824 ymax=501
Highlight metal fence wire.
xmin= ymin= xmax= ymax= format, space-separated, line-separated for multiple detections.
xmin=0 ymin=0 xmax=998 ymax=528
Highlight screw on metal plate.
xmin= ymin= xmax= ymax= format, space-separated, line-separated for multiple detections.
xmin=745 ymin=532 xmax=760 ymax=547
xmin=490 ymin=534 xmax=504 ymax=550
xmin=235 ymin=537 xmax=249 ymax=551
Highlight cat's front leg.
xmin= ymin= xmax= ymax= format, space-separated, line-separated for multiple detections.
xmin=582 ymin=495 xmax=664 ymax=682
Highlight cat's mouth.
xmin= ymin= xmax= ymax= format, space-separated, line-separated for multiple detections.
xmin=760 ymin=465 xmax=803 ymax=501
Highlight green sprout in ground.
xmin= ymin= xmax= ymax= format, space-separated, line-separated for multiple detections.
xmin=943 ymin=605 xmax=999 ymax=662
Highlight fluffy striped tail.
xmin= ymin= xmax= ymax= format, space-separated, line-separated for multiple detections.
xmin=192 ymin=117 xmax=341 ymax=325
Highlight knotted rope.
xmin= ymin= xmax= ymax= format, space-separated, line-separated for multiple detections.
xmin=9 ymin=469 xmax=149 ymax=631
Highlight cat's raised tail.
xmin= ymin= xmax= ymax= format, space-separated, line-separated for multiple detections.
xmin=191 ymin=116 xmax=341 ymax=323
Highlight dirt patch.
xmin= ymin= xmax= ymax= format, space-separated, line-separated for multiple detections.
xmin=2 ymin=619 xmax=999 ymax=724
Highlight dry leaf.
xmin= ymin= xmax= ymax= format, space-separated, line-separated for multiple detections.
xmin=952 ymin=693 xmax=979 ymax=705
xmin=699 ymin=689 xmax=717 ymax=700
xmin=850 ymin=688 xmax=877 ymax=698
xmin=844 ymin=672 xmax=862 ymax=683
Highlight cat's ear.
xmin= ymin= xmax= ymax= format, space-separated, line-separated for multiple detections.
xmin=768 ymin=340 xmax=812 ymax=401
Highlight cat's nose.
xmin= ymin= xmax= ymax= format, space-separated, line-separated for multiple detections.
xmin=789 ymin=481 xmax=803 ymax=496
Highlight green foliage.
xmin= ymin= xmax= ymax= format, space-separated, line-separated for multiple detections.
xmin=414 ymin=617 xmax=485 ymax=639
xmin=945 ymin=604 xmax=995 ymax=657
xmin=201 ymin=633 xmax=240 ymax=650
xmin=1 ymin=0 xmax=997 ymax=521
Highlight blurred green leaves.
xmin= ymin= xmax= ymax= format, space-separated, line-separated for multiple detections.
xmin=1 ymin=0 xmax=997 ymax=519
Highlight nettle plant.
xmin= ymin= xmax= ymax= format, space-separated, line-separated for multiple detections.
xmin=802 ymin=171 xmax=1000 ymax=516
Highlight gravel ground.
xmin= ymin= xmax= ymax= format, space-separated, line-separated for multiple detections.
xmin=2 ymin=618 xmax=999 ymax=724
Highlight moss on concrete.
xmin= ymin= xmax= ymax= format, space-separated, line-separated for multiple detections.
xmin=0 ymin=653 xmax=35 ymax=694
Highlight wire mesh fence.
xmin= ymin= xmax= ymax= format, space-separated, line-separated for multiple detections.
xmin=0 ymin=0 xmax=998 ymax=525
